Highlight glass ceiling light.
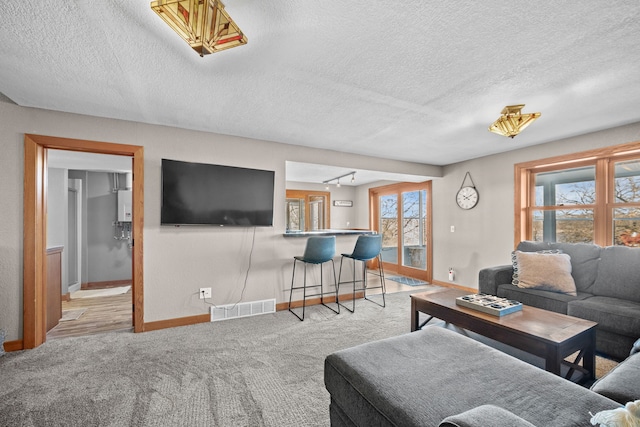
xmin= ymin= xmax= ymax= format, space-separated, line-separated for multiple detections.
xmin=489 ymin=104 xmax=541 ymax=138
xmin=150 ymin=0 xmax=247 ymax=57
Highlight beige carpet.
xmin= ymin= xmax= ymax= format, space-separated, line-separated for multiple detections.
xmin=0 ymin=291 xmax=622 ymax=426
xmin=71 ymin=286 xmax=131 ymax=299
xmin=566 ymin=351 xmax=618 ymax=380
xmin=595 ymin=356 xmax=619 ymax=379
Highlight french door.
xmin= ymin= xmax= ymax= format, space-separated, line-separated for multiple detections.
xmin=370 ymin=181 xmax=432 ymax=281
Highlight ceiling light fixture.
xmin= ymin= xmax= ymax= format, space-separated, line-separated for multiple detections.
xmin=489 ymin=104 xmax=541 ymax=138
xmin=150 ymin=0 xmax=247 ymax=57
xmin=323 ymin=171 xmax=356 ymax=187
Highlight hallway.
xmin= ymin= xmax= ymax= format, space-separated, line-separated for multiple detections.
xmin=47 ymin=288 xmax=132 ymax=340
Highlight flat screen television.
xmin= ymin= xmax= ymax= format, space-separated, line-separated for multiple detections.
xmin=161 ymin=159 xmax=275 ymax=226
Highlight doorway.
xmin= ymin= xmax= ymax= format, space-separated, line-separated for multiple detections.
xmin=47 ymin=166 xmax=134 ymax=340
xmin=370 ymin=181 xmax=432 ymax=282
xmin=23 ymin=134 xmax=144 ymax=349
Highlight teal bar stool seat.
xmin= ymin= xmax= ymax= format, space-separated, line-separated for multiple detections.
xmin=337 ymin=234 xmax=386 ymax=312
xmin=288 ymin=236 xmax=340 ymax=321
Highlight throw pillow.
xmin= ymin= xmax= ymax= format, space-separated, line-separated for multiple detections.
xmin=590 ymin=399 xmax=640 ymax=426
xmin=511 ymin=250 xmax=577 ymax=296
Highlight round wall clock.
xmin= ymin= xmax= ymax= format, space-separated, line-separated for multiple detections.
xmin=456 ymin=172 xmax=479 ymax=210
xmin=456 ymin=186 xmax=479 ymax=210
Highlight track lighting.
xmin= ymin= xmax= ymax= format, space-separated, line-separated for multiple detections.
xmin=323 ymin=171 xmax=356 ymax=187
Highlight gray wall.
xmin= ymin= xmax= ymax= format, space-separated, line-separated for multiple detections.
xmin=86 ymin=171 xmax=132 ymax=283
xmin=431 ymin=124 xmax=640 ymax=287
xmin=46 ymin=167 xmax=68 ymax=294
xmin=0 ymin=101 xmax=437 ymax=340
xmin=68 ymin=170 xmax=89 ymax=286
xmin=50 ymin=169 xmax=132 ymax=290
xmin=1 ymin=99 xmax=639 ymax=341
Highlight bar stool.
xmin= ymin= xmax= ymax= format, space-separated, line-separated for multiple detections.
xmin=337 ymin=234 xmax=386 ymax=312
xmin=288 ymin=236 xmax=340 ymax=321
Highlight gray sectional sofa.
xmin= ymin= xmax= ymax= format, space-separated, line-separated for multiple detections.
xmin=324 ymin=326 xmax=640 ymax=427
xmin=479 ymin=241 xmax=640 ymax=361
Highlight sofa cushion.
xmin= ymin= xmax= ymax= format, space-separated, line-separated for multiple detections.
xmin=512 ymin=251 xmax=577 ymax=296
xmin=593 ymin=245 xmax=640 ymax=303
xmin=497 ymin=284 xmax=590 ymax=314
xmin=439 ymin=405 xmax=537 ymax=427
xmin=568 ymin=296 xmax=640 ymax=338
xmin=590 ymin=352 xmax=640 ymax=404
xmin=516 ymin=241 xmax=601 ymax=293
xmin=324 ymin=326 xmax=618 ymax=427
xmin=594 ymin=329 xmax=639 ymax=362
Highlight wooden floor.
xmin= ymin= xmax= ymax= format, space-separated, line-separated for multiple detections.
xmin=47 ymin=291 xmax=133 ymax=340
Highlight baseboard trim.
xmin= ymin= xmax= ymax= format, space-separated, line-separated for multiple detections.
xmin=142 ymin=314 xmax=210 ymax=332
xmin=431 ymin=280 xmax=476 ymax=293
xmin=3 ymin=339 xmax=24 ymax=352
xmin=276 ymin=291 xmax=365 ymax=311
xmin=61 ymin=292 xmax=71 ymax=302
xmin=82 ymin=280 xmax=131 ymax=290
xmin=8 ymin=288 xmax=388 ymax=347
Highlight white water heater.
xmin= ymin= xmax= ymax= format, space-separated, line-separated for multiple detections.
xmin=117 ymin=190 xmax=132 ymax=222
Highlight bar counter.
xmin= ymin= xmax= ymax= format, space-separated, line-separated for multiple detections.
xmin=283 ymin=229 xmax=377 ymax=237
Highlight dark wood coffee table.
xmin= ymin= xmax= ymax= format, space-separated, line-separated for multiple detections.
xmin=411 ymin=288 xmax=597 ymax=380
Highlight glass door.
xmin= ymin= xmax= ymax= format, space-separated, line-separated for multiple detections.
xmin=401 ymin=190 xmax=427 ymax=270
xmin=380 ymin=194 xmax=399 ymax=264
xmin=371 ymin=182 xmax=431 ymax=281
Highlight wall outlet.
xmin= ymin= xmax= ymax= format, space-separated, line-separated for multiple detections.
xmin=450 ymin=225 xmax=455 ymax=233
xmin=200 ymin=287 xmax=212 ymax=299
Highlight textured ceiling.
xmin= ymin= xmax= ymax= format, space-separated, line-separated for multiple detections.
xmin=2 ymin=1 xmax=640 ymax=169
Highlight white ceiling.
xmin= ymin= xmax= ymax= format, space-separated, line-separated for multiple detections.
xmin=2 ymin=1 xmax=640 ymax=176
xmin=286 ymin=161 xmax=430 ymax=187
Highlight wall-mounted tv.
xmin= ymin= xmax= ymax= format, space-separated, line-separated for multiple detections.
xmin=161 ymin=159 xmax=275 ymax=226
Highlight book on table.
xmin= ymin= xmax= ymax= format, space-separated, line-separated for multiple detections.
xmin=455 ymin=293 xmax=522 ymax=316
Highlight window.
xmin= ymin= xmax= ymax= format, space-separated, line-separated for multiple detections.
xmin=515 ymin=141 xmax=640 ymax=247
xmin=612 ymin=159 xmax=640 ymax=246
xmin=370 ymin=181 xmax=432 ymax=281
xmin=532 ymin=165 xmax=595 ymax=243
xmin=285 ymin=190 xmax=330 ymax=232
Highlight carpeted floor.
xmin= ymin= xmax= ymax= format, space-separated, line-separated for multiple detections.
xmin=0 ymin=290 xmax=619 ymax=426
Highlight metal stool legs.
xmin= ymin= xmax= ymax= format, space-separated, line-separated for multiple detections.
xmin=337 ymin=253 xmax=386 ymax=313
xmin=288 ymin=258 xmax=340 ymax=321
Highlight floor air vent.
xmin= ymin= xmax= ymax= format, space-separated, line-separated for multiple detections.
xmin=210 ymin=298 xmax=276 ymax=322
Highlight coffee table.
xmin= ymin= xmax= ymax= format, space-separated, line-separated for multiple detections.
xmin=411 ymin=288 xmax=597 ymax=380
